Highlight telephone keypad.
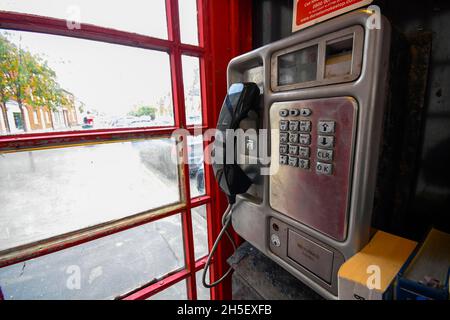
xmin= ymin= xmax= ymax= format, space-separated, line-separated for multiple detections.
xmin=278 ymin=111 xmax=337 ymax=174
xmin=280 ymin=120 xmax=289 ymax=131
xmin=299 ymin=121 xmax=312 ymax=133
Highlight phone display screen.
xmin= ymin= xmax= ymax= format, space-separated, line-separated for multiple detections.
xmin=278 ymin=45 xmax=318 ymax=86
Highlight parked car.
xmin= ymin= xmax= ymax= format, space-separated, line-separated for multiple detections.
xmin=136 ymin=136 xmax=205 ymax=182
xmin=195 ymin=165 xmax=205 ymax=193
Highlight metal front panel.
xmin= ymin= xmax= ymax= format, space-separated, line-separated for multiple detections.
xmin=268 ymin=217 xmax=345 ymax=295
xmin=270 ymin=97 xmax=357 ymax=241
xmin=228 ymin=10 xmax=392 ymax=299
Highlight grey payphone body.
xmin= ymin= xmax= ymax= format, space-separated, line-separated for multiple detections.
xmin=227 ymin=10 xmax=392 ymax=299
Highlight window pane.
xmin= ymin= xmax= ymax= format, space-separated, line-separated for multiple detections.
xmin=179 ymin=0 xmax=199 ymax=45
xmin=182 ymin=56 xmax=202 ymax=125
xmin=149 ymin=280 xmax=188 ymax=300
xmin=0 ymin=139 xmax=180 ymax=251
xmin=192 ymin=205 xmax=208 ymax=260
xmin=196 ymin=270 xmax=211 ymax=300
xmin=0 ymin=0 xmax=168 ymax=38
xmin=187 ymin=135 xmax=206 ymax=198
xmin=0 ymin=30 xmax=174 ymax=136
xmin=0 ymin=215 xmax=184 ymax=300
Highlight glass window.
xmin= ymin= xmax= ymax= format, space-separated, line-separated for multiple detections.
xmin=148 ymin=280 xmax=188 ymax=300
xmin=0 ymin=0 xmax=168 ymax=39
xmin=0 ymin=30 xmax=174 ymax=136
xmin=191 ymin=205 xmax=208 ymax=260
xmin=0 ymin=215 xmax=184 ymax=300
xmin=179 ymin=0 xmax=199 ymax=45
xmin=196 ymin=270 xmax=211 ymax=300
xmin=0 ymin=138 xmax=180 ymax=252
xmin=182 ymin=55 xmax=202 ymax=126
xmin=187 ymin=135 xmax=206 ymax=198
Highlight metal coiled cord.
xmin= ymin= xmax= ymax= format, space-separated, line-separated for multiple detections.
xmin=201 ymin=204 xmax=236 ymax=288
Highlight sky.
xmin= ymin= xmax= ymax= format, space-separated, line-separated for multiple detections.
xmin=0 ymin=0 xmax=199 ymax=117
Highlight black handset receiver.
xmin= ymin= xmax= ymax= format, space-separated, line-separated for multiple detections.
xmin=203 ymin=82 xmax=260 ymax=288
xmin=212 ymin=82 xmax=260 ymax=204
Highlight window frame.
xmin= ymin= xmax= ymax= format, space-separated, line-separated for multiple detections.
xmin=0 ymin=0 xmax=216 ymax=300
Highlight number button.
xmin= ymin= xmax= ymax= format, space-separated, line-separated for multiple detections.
xmin=299 ymin=134 xmax=311 ymax=145
xmin=316 ymin=162 xmax=333 ymax=175
xmin=289 ymin=121 xmax=299 ymax=131
xmin=317 ymin=135 xmax=334 ymax=148
xmin=298 ymin=146 xmax=310 ymax=158
xmin=298 ymin=159 xmax=310 ymax=170
xmin=279 ymin=144 xmax=288 ymax=154
xmin=280 ymin=132 xmax=289 ymax=144
xmin=279 ymin=155 xmax=288 ymax=165
xmin=279 ymin=120 xmax=289 ymax=131
xmin=318 ymin=121 xmax=335 ymax=134
xmin=289 ymin=133 xmax=299 ymax=143
xmin=317 ymin=148 xmax=333 ymax=162
xmin=299 ymin=121 xmax=311 ymax=133
xmin=288 ymin=157 xmax=299 ymax=167
xmin=289 ymin=145 xmax=299 ymax=156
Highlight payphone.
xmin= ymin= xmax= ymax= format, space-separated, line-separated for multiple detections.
xmin=207 ymin=9 xmax=396 ymax=299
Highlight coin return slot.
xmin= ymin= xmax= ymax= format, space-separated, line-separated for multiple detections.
xmin=325 ymin=36 xmax=353 ymax=79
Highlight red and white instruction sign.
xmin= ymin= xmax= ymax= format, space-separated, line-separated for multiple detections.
xmin=292 ymin=0 xmax=373 ymax=32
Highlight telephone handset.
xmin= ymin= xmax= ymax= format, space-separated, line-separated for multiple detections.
xmin=212 ymin=82 xmax=260 ymax=204
xmin=203 ymin=82 xmax=260 ymax=288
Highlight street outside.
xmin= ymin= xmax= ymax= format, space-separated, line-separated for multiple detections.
xmin=0 ymin=140 xmax=209 ymax=299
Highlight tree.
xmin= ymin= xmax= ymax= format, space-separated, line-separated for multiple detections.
xmin=0 ymin=33 xmax=68 ymax=132
xmin=0 ymin=34 xmax=16 ymax=132
xmin=128 ymin=105 xmax=157 ymax=120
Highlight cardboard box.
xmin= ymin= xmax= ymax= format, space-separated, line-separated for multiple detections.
xmin=338 ymin=231 xmax=417 ymax=300
xmin=397 ymin=228 xmax=450 ymax=300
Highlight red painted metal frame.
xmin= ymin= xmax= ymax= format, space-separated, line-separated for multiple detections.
xmin=0 ymin=0 xmax=253 ymax=301
xmin=202 ymin=0 xmax=254 ymax=300
xmin=122 ymin=257 xmax=208 ymax=300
